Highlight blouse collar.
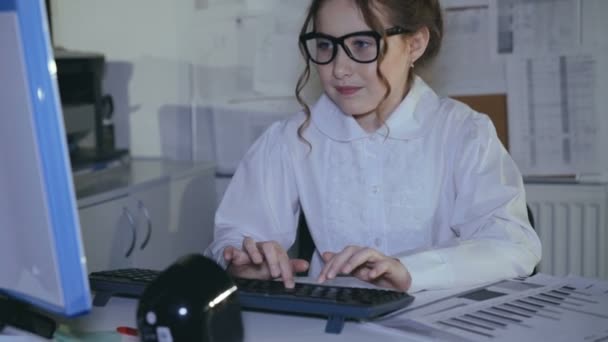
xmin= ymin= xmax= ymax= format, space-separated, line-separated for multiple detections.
xmin=311 ymin=76 xmax=440 ymax=141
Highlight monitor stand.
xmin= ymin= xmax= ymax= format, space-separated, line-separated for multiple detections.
xmin=0 ymin=295 xmax=56 ymax=339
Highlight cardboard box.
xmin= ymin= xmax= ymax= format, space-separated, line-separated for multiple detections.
xmin=452 ymin=94 xmax=509 ymax=151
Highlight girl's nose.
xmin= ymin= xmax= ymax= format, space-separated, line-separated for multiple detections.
xmin=332 ymin=46 xmax=354 ymax=79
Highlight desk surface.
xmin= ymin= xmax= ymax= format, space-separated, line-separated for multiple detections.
xmin=10 ymin=274 xmax=607 ymax=341
xmin=59 ymin=296 xmax=424 ymax=342
xmin=55 ymin=274 xmax=608 ymax=342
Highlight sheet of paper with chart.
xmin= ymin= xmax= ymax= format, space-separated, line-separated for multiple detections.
xmin=581 ymin=0 xmax=608 ymax=50
xmin=418 ymin=4 xmax=506 ymax=96
xmin=252 ymin=2 xmax=307 ymax=96
xmin=490 ymin=0 xmax=581 ymax=57
xmin=371 ymin=274 xmax=608 ymax=342
xmin=505 ymin=53 xmax=606 ymax=179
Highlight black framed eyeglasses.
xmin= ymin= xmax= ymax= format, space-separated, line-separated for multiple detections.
xmin=299 ymin=26 xmax=409 ymax=65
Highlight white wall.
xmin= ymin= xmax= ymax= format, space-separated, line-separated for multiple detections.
xmin=51 ymin=0 xmax=322 ymax=158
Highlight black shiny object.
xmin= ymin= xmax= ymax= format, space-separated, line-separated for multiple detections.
xmin=136 ymin=254 xmax=243 ymax=342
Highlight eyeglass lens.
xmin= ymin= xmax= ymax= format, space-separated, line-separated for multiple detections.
xmin=305 ymin=34 xmax=379 ymax=64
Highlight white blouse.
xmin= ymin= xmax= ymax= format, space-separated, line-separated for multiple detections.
xmin=205 ymin=76 xmax=542 ymax=292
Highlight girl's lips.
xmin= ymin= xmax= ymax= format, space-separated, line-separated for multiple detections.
xmin=336 ymin=86 xmax=362 ymax=95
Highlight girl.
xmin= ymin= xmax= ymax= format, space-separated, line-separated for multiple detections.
xmin=205 ymin=0 xmax=541 ymax=292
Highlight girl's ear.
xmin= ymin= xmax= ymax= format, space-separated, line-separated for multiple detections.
xmin=408 ymin=26 xmax=430 ymax=65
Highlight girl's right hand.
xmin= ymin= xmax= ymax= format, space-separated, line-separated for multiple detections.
xmin=223 ymin=236 xmax=309 ymax=288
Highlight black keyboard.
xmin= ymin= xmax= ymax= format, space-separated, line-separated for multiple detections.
xmin=89 ymin=268 xmax=160 ymax=306
xmin=89 ymin=268 xmax=415 ymax=334
xmin=234 ymin=277 xmax=415 ymax=333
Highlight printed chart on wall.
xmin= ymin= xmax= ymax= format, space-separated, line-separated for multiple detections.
xmin=505 ymin=53 xmax=607 ymax=178
xmin=490 ymin=0 xmax=581 ymax=57
xmin=489 ymin=0 xmax=608 ymax=179
xmin=418 ymin=2 xmax=506 ymax=96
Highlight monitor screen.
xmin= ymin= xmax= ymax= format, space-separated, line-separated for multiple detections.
xmin=0 ymin=0 xmax=91 ymax=318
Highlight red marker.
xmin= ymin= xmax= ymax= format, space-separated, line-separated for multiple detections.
xmin=116 ymin=326 xmax=139 ymax=336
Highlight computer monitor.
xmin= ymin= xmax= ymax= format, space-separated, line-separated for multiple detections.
xmin=0 ymin=0 xmax=91 ymax=334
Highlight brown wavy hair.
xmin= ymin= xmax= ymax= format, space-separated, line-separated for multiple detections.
xmin=295 ymin=0 xmax=443 ymax=147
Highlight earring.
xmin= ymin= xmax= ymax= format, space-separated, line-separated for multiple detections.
xmin=411 ymin=62 xmax=415 ymax=68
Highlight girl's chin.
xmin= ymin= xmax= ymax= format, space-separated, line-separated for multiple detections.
xmin=328 ymin=97 xmax=372 ymax=114
xmin=336 ymin=103 xmax=376 ymax=117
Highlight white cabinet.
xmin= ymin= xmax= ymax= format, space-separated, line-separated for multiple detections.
xmin=78 ymin=194 xmax=134 ymax=272
xmin=128 ymin=180 xmax=171 ymax=270
xmin=76 ymin=159 xmax=216 ymax=273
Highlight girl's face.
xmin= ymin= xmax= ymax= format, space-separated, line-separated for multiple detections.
xmin=313 ymin=0 xmax=414 ymax=123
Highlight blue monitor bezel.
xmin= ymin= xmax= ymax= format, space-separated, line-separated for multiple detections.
xmin=0 ymin=0 xmax=91 ymax=316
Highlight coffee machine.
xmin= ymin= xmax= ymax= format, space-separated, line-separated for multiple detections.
xmin=54 ymin=49 xmax=128 ymax=170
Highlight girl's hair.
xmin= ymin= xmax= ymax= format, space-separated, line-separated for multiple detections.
xmin=295 ymin=0 xmax=443 ymax=146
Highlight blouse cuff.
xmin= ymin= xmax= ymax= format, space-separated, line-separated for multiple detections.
xmin=399 ymin=250 xmax=453 ymax=293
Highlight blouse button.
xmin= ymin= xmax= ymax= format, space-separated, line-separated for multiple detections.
xmin=371 ymin=185 xmax=380 ymax=194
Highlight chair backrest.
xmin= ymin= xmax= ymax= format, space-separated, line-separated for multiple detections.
xmin=526 ymin=204 xmax=539 ymax=275
xmin=526 ymin=204 xmax=535 ymax=229
xmin=296 ymin=212 xmax=314 ymax=262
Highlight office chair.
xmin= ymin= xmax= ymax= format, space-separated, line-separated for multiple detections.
xmin=526 ymin=204 xmax=535 ymax=230
xmin=295 ymin=213 xmax=315 ymax=275
xmin=526 ymin=204 xmax=538 ymax=275
xmin=296 ymin=205 xmax=538 ymax=275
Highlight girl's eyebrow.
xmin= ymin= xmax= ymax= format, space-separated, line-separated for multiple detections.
xmin=314 ymin=29 xmax=377 ymax=37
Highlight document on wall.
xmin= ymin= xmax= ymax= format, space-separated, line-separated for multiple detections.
xmin=506 ymin=53 xmax=603 ymax=178
xmin=417 ymin=5 xmax=506 ymax=96
xmin=253 ymin=32 xmax=303 ymax=96
xmin=193 ymin=0 xmax=242 ymax=10
xmin=368 ymin=275 xmax=608 ymax=342
xmin=490 ymin=0 xmax=581 ymax=57
xmin=185 ymin=16 xmax=257 ymax=102
xmin=581 ymin=0 xmax=608 ymax=50
xmin=245 ymin=0 xmax=277 ymax=13
xmin=253 ymin=16 xmax=304 ymax=96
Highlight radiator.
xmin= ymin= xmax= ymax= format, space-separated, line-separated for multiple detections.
xmin=525 ymin=183 xmax=608 ymax=280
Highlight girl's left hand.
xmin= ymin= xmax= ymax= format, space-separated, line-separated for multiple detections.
xmin=317 ymin=246 xmax=412 ymax=292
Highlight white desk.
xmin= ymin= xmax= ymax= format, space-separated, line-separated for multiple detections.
xmin=58 ymin=296 xmax=426 ymax=341
xmin=10 ymin=274 xmax=607 ymax=341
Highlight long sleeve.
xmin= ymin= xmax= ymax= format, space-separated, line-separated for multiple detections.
xmin=397 ymin=114 xmax=542 ymax=292
xmin=204 ymin=121 xmax=300 ymax=269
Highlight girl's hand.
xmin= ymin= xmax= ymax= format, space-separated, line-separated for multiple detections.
xmin=223 ymin=236 xmax=309 ymax=288
xmin=318 ymin=246 xmax=412 ymax=291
